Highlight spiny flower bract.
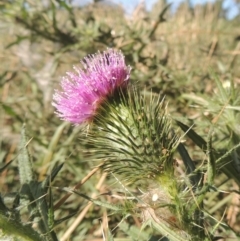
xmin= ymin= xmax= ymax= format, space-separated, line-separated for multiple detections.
xmin=52 ymin=49 xmax=131 ymax=124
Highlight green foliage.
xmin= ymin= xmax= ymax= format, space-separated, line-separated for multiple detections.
xmin=0 ymin=126 xmax=68 ymax=241
xmin=1 ymin=0 xmax=240 ymax=240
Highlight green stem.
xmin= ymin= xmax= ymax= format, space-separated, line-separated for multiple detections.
xmin=150 ymin=219 xmax=189 ymax=241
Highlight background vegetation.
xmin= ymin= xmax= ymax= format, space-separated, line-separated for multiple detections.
xmin=0 ymin=0 xmax=240 ymax=240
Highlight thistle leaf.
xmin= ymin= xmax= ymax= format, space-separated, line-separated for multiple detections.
xmin=42 ymin=163 xmax=64 ymax=190
xmin=54 ymin=212 xmax=76 ymax=227
xmin=0 ymin=159 xmax=13 ymax=173
xmin=0 ymin=211 xmax=42 ymax=241
xmin=18 ymin=124 xmax=34 ymax=184
xmin=175 ymin=121 xmax=207 ymax=152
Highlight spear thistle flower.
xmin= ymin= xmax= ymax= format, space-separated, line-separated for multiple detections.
xmin=52 ymin=49 xmax=198 ymax=239
xmin=52 ymin=49 xmax=131 ymax=124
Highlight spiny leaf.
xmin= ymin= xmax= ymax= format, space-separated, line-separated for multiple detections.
xmin=0 ymin=196 xmax=9 ymax=215
xmin=177 ymin=143 xmax=200 ymax=186
xmin=206 ymin=128 xmax=216 ymax=185
xmin=176 ymin=120 xmax=207 ymax=152
xmin=54 ymin=212 xmax=77 ymax=227
xmin=0 ymin=211 xmax=42 ymax=241
xmin=2 ymin=103 xmax=23 ymax=122
xmin=18 ymin=124 xmax=34 ymax=184
xmin=42 ymin=163 xmax=64 ymax=189
xmin=0 ymin=159 xmax=13 ymax=173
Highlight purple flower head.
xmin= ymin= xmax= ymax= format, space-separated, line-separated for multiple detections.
xmin=52 ymin=49 xmax=131 ymax=124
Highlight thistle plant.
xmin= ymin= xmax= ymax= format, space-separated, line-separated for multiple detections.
xmin=1 ymin=48 xmax=238 ymax=240
xmin=2 ymin=1 xmax=240 ymax=240
xmin=52 ymin=49 xmax=208 ymax=240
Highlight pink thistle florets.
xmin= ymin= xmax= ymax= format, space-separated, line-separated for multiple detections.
xmin=52 ymin=49 xmax=131 ymax=124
